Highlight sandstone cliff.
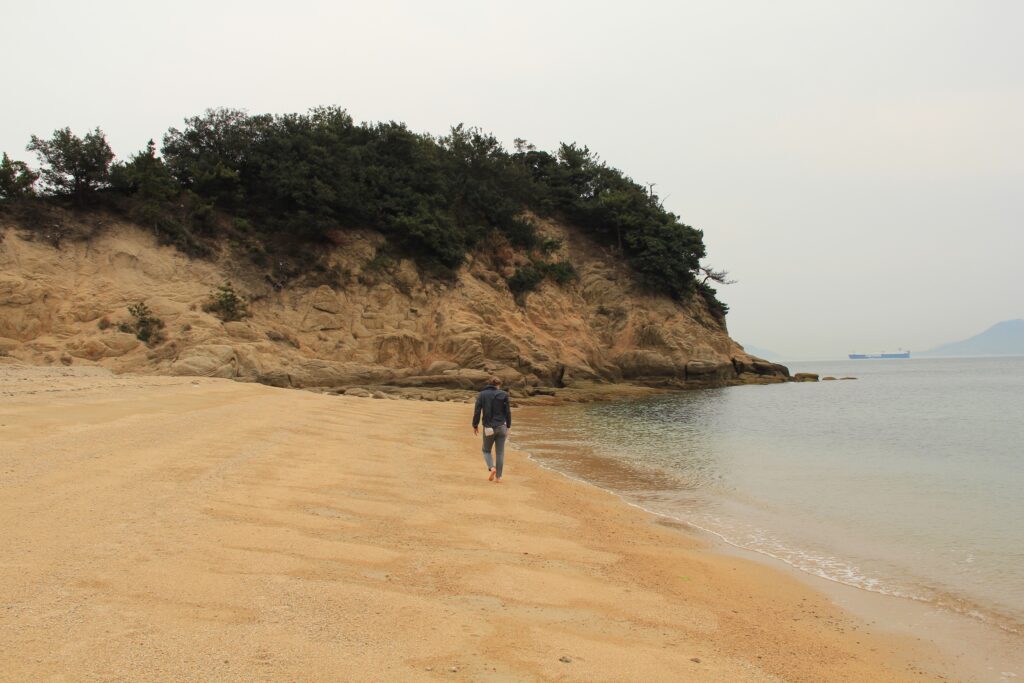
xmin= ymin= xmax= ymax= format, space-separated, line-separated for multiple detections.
xmin=0 ymin=215 xmax=787 ymax=397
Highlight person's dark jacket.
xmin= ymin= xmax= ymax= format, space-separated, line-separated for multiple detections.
xmin=472 ymin=385 xmax=512 ymax=429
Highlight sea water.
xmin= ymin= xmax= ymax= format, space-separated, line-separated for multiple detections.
xmin=514 ymin=357 xmax=1024 ymax=634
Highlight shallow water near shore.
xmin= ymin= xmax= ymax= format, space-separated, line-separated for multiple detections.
xmin=514 ymin=357 xmax=1024 ymax=638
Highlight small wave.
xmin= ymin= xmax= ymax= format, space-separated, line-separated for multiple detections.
xmin=511 ymin=437 xmax=1023 ymax=636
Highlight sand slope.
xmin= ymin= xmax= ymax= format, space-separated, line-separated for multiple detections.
xmin=0 ymin=366 xmax=937 ymax=681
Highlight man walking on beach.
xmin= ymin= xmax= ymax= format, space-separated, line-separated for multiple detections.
xmin=472 ymin=377 xmax=512 ymax=482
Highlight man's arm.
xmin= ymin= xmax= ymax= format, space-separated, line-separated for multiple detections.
xmin=472 ymin=394 xmax=482 ymax=430
xmin=505 ymin=394 xmax=512 ymax=428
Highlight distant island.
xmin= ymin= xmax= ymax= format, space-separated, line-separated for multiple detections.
xmin=918 ymin=319 xmax=1024 ymax=357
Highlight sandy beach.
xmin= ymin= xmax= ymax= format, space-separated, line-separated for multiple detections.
xmin=0 ymin=365 xmax=954 ymax=681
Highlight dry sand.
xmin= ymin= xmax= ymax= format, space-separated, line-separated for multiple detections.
xmin=0 ymin=365 xmax=955 ymax=681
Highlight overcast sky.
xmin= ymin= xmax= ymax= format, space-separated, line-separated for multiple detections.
xmin=4 ymin=1 xmax=1021 ymax=359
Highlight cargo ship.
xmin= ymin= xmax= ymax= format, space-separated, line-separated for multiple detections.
xmin=848 ymin=350 xmax=911 ymax=359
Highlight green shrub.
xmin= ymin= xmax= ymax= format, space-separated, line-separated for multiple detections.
xmin=506 ymin=259 xmax=577 ymax=301
xmin=543 ymin=260 xmax=576 ymax=285
xmin=698 ymin=282 xmax=729 ymax=322
xmin=507 ymin=265 xmax=544 ymax=297
xmin=127 ymin=302 xmax=165 ymax=344
xmin=538 ymin=236 xmax=562 ymax=254
xmin=203 ymin=281 xmax=250 ymax=322
xmin=0 ymin=153 xmax=37 ymax=199
xmin=503 ymin=216 xmax=540 ymax=249
xmin=27 ymin=127 xmax=113 ymax=203
xmin=110 ymin=140 xmax=176 ymax=201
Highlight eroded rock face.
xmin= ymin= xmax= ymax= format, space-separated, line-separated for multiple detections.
xmin=170 ymin=344 xmax=238 ymax=378
xmin=376 ymin=331 xmax=425 ymax=367
xmin=0 ymin=218 xmax=789 ymax=391
xmin=792 ymin=372 xmax=820 ymax=382
xmin=223 ymin=321 xmax=261 ymax=341
xmin=66 ymin=333 xmax=140 ymax=361
xmin=615 ymin=350 xmax=678 ymax=379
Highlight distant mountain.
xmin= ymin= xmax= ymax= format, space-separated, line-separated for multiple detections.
xmin=741 ymin=344 xmax=786 ymax=361
xmin=919 ymin=319 xmax=1024 ymax=357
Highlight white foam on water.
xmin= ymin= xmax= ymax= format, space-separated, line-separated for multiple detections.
xmin=513 ymin=433 xmax=1023 ymax=636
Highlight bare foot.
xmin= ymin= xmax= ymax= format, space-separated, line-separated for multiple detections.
xmin=488 ymin=467 xmax=496 ymax=481
xmin=495 ymin=477 xmax=502 ymax=483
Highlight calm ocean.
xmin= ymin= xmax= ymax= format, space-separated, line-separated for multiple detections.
xmin=515 ymin=357 xmax=1024 ymax=634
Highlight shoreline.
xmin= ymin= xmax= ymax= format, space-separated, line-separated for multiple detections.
xmin=519 ymin=440 xmax=1024 ymax=680
xmin=0 ymin=365 xmax=972 ymax=680
xmin=512 ymin=405 xmax=1024 ymax=682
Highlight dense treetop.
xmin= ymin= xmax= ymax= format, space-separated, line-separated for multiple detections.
xmin=1 ymin=107 xmax=728 ymax=317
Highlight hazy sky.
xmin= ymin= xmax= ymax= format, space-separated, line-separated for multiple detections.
xmin=4 ymin=1 xmax=1021 ymax=359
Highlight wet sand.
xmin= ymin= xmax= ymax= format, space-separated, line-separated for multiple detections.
xmin=0 ymin=365 xmax=954 ymax=681
xmin=515 ymin=405 xmax=1024 ymax=683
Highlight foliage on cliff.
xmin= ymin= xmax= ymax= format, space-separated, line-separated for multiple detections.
xmin=2 ymin=109 xmax=728 ymax=316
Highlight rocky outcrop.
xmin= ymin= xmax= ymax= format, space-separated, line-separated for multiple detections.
xmin=170 ymin=344 xmax=239 ymax=378
xmin=0 ymin=217 xmax=790 ymax=393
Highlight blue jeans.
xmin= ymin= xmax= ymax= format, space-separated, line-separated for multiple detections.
xmin=482 ymin=424 xmax=508 ymax=478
